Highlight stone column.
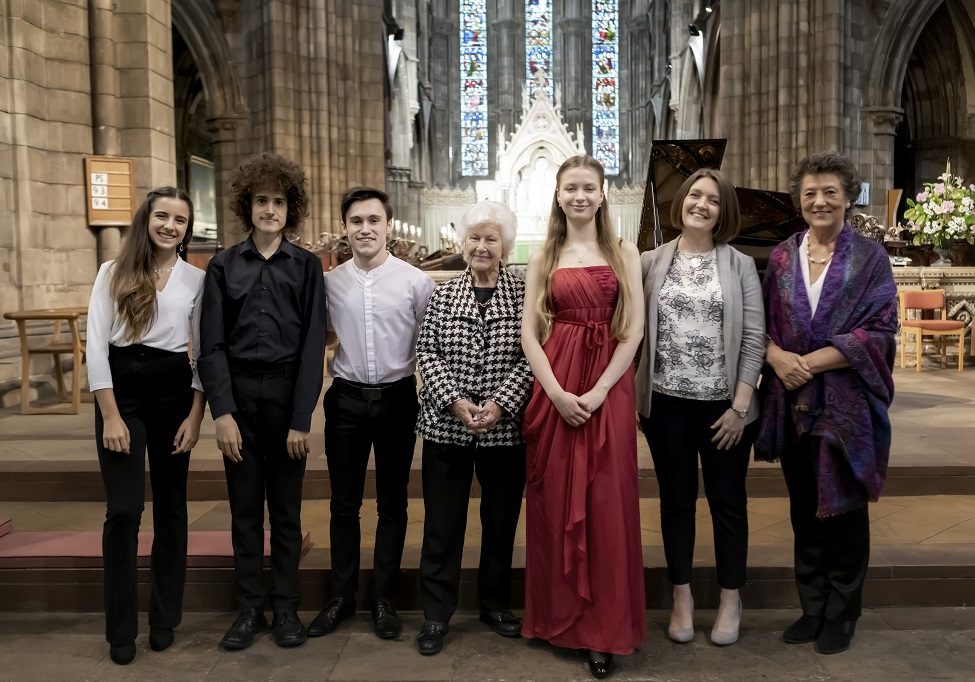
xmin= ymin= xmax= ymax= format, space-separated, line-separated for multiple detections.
xmin=429 ymin=14 xmax=455 ymax=185
xmin=113 ymin=0 xmax=177 ymax=190
xmin=88 ymin=0 xmax=123 ymax=264
xmin=490 ymin=0 xmax=521 ymax=144
xmin=620 ymin=1 xmax=654 ymax=183
xmin=862 ymin=106 xmax=904 ymax=220
xmin=557 ymin=0 xmax=590 ymax=135
xmin=206 ymin=116 xmax=242 ymax=248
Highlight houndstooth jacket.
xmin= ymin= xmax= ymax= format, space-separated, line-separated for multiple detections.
xmin=416 ymin=266 xmax=533 ymax=446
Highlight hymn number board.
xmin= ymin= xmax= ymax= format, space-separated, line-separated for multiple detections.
xmin=84 ymin=156 xmax=136 ymax=226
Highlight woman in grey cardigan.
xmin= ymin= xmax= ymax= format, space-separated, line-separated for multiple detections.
xmin=414 ymin=201 xmax=533 ymax=656
xmin=635 ymin=169 xmax=765 ymax=647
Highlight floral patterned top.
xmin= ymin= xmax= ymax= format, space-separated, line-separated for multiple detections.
xmin=653 ymin=249 xmax=728 ymax=400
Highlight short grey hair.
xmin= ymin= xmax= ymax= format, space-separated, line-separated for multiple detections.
xmin=456 ymin=200 xmax=518 ymax=263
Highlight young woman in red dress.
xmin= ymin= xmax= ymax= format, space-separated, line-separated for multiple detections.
xmin=521 ymin=155 xmax=646 ymax=679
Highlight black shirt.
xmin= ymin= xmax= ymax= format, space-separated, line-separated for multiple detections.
xmin=198 ymin=237 xmax=326 ymax=431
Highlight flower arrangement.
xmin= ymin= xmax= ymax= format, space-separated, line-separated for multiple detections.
xmin=903 ymin=160 xmax=975 ymax=249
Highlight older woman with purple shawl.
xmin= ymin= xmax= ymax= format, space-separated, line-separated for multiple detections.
xmin=756 ymin=152 xmax=897 ymax=656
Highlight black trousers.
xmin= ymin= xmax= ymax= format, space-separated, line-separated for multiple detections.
xmin=96 ymin=344 xmax=193 ymax=646
xmin=419 ymin=440 xmax=525 ymax=624
xmin=641 ymin=391 xmax=755 ymax=589
xmin=324 ymin=376 xmax=419 ymax=601
xmin=225 ymin=361 xmax=307 ymax=612
xmin=780 ymin=436 xmax=870 ymax=622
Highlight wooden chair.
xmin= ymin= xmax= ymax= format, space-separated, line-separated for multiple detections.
xmin=898 ymin=290 xmax=966 ymax=372
xmin=3 ymin=308 xmax=87 ymax=413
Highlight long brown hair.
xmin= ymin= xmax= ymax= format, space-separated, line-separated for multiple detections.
xmin=532 ymin=155 xmax=632 ymax=343
xmin=110 ymin=187 xmax=194 ymax=342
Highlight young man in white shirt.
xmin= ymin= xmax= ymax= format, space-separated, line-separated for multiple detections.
xmin=308 ymin=187 xmax=436 ymax=641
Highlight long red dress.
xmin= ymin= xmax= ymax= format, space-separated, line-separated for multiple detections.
xmin=522 ymin=266 xmax=646 ymax=655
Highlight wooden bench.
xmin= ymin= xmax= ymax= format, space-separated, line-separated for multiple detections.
xmin=3 ymin=307 xmax=87 ymax=414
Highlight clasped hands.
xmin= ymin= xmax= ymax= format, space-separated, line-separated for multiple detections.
xmin=551 ymin=386 xmax=608 ymax=428
xmin=450 ymin=398 xmax=504 ymax=434
xmin=768 ymin=345 xmax=815 ymax=390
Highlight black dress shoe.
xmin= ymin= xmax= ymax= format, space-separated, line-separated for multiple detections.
xmin=109 ymin=641 xmax=136 ymax=665
xmin=815 ymin=619 xmax=856 ymax=654
xmin=220 ymin=608 xmax=268 ymax=651
xmin=307 ymin=597 xmax=356 ymax=637
xmin=479 ymin=610 xmax=522 ymax=638
xmin=588 ymin=652 xmax=613 ymax=679
xmin=416 ymin=621 xmax=449 ymax=656
xmin=371 ymin=599 xmax=402 ymax=639
xmin=271 ymin=610 xmax=307 ymax=648
xmin=782 ymin=614 xmax=824 ymax=644
xmin=149 ymin=626 xmax=174 ymax=652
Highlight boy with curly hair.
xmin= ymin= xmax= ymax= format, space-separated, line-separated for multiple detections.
xmin=199 ymin=152 xmax=326 ymax=650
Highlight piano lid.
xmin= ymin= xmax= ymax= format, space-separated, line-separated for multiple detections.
xmin=638 ymin=139 xmax=805 ymax=261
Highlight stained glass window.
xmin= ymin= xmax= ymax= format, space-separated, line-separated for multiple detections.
xmin=592 ymin=0 xmax=619 ymax=175
xmin=525 ymin=0 xmax=553 ymax=102
xmin=460 ymin=0 xmax=488 ymax=176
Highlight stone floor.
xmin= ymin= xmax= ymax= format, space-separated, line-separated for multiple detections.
xmin=1 ymin=366 xmax=974 ymax=678
xmin=0 ymin=608 xmax=972 ymax=681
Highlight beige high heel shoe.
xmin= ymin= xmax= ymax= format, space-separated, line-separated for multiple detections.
xmin=710 ymin=593 xmax=742 ymax=646
xmin=668 ymin=586 xmax=694 ymax=643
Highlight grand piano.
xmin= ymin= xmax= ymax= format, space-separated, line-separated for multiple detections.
xmin=639 ymin=139 xmax=806 ymax=274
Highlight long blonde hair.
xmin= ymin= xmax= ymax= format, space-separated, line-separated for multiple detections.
xmin=111 ymin=187 xmax=194 ymax=342
xmin=532 ymin=155 xmax=632 ymax=343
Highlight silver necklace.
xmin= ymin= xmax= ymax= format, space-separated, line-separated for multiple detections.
xmin=153 ymin=263 xmax=176 ymax=277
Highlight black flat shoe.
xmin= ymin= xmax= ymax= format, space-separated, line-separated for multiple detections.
xmin=149 ymin=626 xmax=174 ymax=652
xmin=479 ymin=609 xmax=522 ymax=638
xmin=371 ymin=599 xmax=402 ymax=639
xmin=308 ymin=597 xmax=356 ymax=637
xmin=271 ymin=610 xmax=307 ymax=648
xmin=815 ymin=619 xmax=856 ymax=654
xmin=109 ymin=641 xmax=136 ymax=665
xmin=588 ymin=652 xmax=613 ymax=679
xmin=220 ymin=608 xmax=268 ymax=651
xmin=782 ymin=614 xmax=824 ymax=644
xmin=416 ymin=621 xmax=448 ymax=656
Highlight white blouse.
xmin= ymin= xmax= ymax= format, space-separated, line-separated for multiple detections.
xmin=799 ymin=231 xmax=832 ymax=317
xmin=86 ymin=258 xmax=205 ymax=392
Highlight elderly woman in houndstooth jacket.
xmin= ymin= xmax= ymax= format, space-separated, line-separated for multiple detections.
xmin=414 ymin=201 xmax=533 ymax=656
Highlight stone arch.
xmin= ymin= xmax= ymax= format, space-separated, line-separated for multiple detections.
xmin=170 ymin=0 xmax=246 ymax=120
xmin=862 ymin=0 xmax=944 ymax=110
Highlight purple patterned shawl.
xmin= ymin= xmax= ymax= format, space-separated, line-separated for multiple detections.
xmin=755 ymin=224 xmax=898 ymax=517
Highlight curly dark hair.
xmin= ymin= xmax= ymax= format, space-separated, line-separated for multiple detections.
xmin=229 ymin=152 xmax=309 ymax=234
xmin=789 ymin=151 xmax=862 ymax=217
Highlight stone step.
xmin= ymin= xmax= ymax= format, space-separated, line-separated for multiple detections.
xmin=3 ymin=463 xmax=975 ymax=502
xmin=2 ymin=496 xmax=974 ymax=612
xmin=2 ymin=543 xmax=973 ymax=612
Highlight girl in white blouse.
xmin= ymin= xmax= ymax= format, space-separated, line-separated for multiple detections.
xmin=86 ymin=187 xmax=205 ymax=665
xmin=635 ymin=169 xmax=765 ymax=648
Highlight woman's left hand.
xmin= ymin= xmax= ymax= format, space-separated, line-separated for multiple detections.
xmin=710 ymin=409 xmax=746 ymax=451
xmin=471 ymin=400 xmax=504 ymax=434
xmin=172 ymin=416 xmax=201 ymax=454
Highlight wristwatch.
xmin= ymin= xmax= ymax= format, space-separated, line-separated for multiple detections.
xmin=731 ymin=407 xmax=748 ymax=419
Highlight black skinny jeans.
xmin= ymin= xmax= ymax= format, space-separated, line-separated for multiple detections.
xmin=641 ymin=391 xmax=756 ymax=589
xmin=96 ymin=344 xmax=193 ymax=646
